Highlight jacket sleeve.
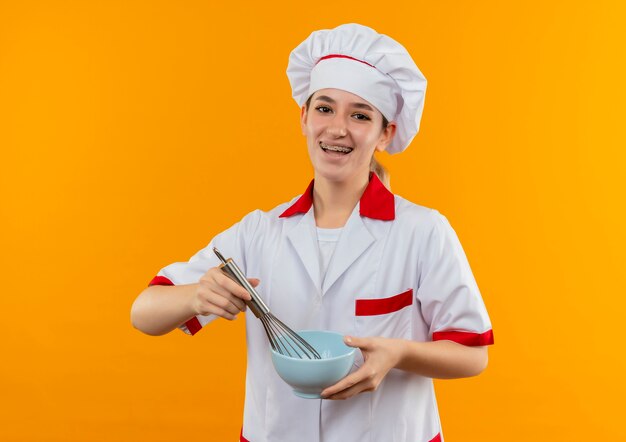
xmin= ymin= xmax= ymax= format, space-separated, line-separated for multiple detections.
xmin=147 ymin=210 xmax=263 ymax=335
xmin=416 ymin=210 xmax=494 ymax=346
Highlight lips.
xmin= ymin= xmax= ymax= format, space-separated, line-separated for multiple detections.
xmin=319 ymin=141 xmax=354 ymax=154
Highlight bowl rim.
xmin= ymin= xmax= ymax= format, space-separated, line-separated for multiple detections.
xmin=269 ymin=330 xmax=356 ymax=362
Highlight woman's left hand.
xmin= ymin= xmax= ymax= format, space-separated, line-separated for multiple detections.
xmin=320 ymin=335 xmax=405 ymax=400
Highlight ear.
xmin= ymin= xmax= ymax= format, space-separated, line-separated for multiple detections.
xmin=375 ymin=122 xmax=397 ymax=153
xmin=300 ymin=105 xmax=308 ymax=136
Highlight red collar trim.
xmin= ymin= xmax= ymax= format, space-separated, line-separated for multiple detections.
xmin=279 ymin=173 xmax=395 ymax=221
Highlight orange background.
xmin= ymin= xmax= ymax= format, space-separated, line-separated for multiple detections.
xmin=1 ymin=1 xmax=625 ymax=441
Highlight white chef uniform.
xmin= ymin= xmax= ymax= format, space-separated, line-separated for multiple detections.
xmin=148 ymin=22 xmax=494 ymax=442
xmin=149 ymin=173 xmax=494 ymax=442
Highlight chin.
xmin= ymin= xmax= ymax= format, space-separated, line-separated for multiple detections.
xmin=310 ymin=159 xmax=369 ymax=184
xmin=315 ymin=168 xmax=360 ymax=185
xmin=317 ymin=171 xmax=344 ymax=183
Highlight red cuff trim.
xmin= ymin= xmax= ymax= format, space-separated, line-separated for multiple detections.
xmin=148 ymin=275 xmax=202 ymax=336
xmin=240 ymin=427 xmax=249 ymax=442
xmin=186 ymin=317 xmax=202 ymax=336
xmin=355 ymin=289 xmax=413 ymax=316
xmin=432 ymin=329 xmax=494 ymax=346
xmin=148 ymin=275 xmax=174 ymax=286
xmin=429 ymin=433 xmax=441 ymax=442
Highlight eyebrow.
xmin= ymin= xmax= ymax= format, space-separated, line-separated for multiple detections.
xmin=314 ymin=95 xmax=374 ymax=112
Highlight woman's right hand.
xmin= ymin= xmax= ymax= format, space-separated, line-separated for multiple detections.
xmin=190 ymin=266 xmax=259 ymax=320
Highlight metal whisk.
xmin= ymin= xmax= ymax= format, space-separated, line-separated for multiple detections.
xmin=213 ymin=247 xmax=321 ymax=359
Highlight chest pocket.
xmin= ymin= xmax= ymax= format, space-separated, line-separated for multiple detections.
xmin=354 ymin=288 xmax=414 ymax=340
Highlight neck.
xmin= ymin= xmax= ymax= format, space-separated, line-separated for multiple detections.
xmin=312 ymin=172 xmax=370 ymax=228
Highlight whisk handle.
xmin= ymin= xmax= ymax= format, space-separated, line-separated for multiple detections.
xmin=213 ymin=248 xmax=270 ymax=318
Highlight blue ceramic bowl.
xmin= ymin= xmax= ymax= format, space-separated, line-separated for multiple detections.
xmin=270 ymin=330 xmax=356 ymax=399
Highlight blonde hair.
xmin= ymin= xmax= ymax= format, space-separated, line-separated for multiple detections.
xmin=370 ymin=155 xmax=390 ymax=189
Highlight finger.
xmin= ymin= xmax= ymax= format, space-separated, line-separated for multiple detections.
xmin=200 ymin=303 xmax=237 ymax=321
xmin=210 ymin=275 xmax=252 ymax=311
xmin=344 ymin=335 xmax=373 ymax=351
xmin=218 ymin=273 xmax=253 ymax=301
xmin=207 ymin=274 xmax=250 ymax=308
xmin=248 ymin=278 xmax=260 ymax=287
xmin=324 ymin=382 xmax=371 ymax=400
xmin=320 ymin=370 xmax=364 ymax=398
xmin=201 ymin=284 xmax=246 ymax=314
xmin=204 ymin=292 xmax=243 ymax=316
xmin=223 ymin=291 xmax=247 ymax=312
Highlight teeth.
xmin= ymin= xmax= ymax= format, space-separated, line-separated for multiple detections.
xmin=320 ymin=142 xmax=353 ymax=153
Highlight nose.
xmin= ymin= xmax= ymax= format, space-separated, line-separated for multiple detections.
xmin=326 ymin=115 xmax=348 ymax=138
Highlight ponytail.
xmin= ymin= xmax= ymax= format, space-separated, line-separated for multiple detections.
xmin=370 ymin=155 xmax=390 ymax=189
xmin=371 ymin=113 xmax=391 ymax=189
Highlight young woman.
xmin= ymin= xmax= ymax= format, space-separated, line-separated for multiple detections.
xmin=131 ymin=23 xmax=494 ymax=442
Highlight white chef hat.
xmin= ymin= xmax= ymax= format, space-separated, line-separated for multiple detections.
xmin=287 ymin=23 xmax=427 ymax=154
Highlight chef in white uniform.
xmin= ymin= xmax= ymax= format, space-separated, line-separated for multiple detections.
xmin=132 ymin=23 xmax=494 ymax=442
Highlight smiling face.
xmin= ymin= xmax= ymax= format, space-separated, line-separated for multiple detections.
xmin=301 ymin=88 xmax=396 ymax=185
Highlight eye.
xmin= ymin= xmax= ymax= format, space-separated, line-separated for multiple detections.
xmin=315 ymin=106 xmax=332 ymax=113
xmin=352 ymin=113 xmax=371 ymax=121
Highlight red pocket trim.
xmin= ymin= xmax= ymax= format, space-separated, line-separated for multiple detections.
xmin=147 ymin=275 xmax=202 ymax=336
xmin=148 ymin=275 xmax=173 ymax=286
xmin=432 ymin=329 xmax=494 ymax=346
xmin=429 ymin=433 xmax=442 ymax=442
xmin=355 ymin=289 xmax=413 ymax=316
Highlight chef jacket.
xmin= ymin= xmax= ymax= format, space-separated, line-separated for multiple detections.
xmin=149 ymin=173 xmax=494 ymax=442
